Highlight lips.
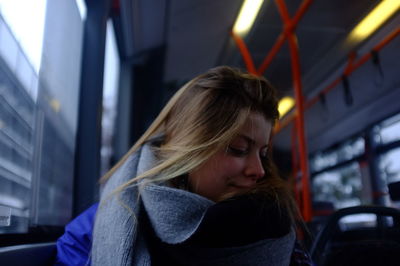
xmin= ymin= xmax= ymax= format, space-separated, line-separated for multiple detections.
xmin=230 ymin=182 xmax=256 ymax=189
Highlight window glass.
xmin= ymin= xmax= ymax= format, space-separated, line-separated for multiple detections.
xmin=310 ymin=137 xmax=364 ymax=173
xmin=375 ymin=113 xmax=400 ymax=145
xmin=33 ymin=0 xmax=83 ymax=226
xmin=379 ymin=147 xmax=400 ymax=208
xmin=0 ymin=6 xmax=40 ymax=233
xmin=0 ymin=0 xmax=83 ymax=233
xmin=312 ymin=162 xmax=362 ymax=209
xmin=379 ymin=148 xmax=400 ymax=185
xmin=0 ymin=0 xmax=47 ymax=74
xmin=338 ymin=215 xmax=395 ymax=231
xmin=338 ymin=214 xmax=377 ymax=230
xmin=101 ymin=20 xmax=120 ymax=176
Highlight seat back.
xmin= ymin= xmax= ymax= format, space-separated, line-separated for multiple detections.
xmin=310 ymin=206 xmax=400 ymax=266
xmin=0 ymin=242 xmax=56 ymax=266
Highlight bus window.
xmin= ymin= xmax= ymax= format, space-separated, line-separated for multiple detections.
xmin=312 ymin=162 xmax=363 ymax=209
xmin=338 ymin=213 xmax=377 ymax=230
xmin=0 ymin=3 xmax=42 ymax=233
xmin=0 ymin=0 xmax=84 ymax=235
xmin=101 ymin=20 xmax=120 ymax=176
xmin=310 ymin=136 xmax=368 ymax=210
xmin=311 ymin=138 xmax=365 ymax=173
xmin=375 ymin=113 xmax=400 ymax=145
xmin=372 ymin=113 xmax=400 ymax=208
xmin=380 ymin=149 xmax=400 ymax=186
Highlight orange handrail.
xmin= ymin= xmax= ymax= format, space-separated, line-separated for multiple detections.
xmin=292 ymin=27 xmax=400 ymax=121
xmin=230 ymin=31 xmax=258 ymax=75
xmin=231 ymin=0 xmax=400 ymax=222
xmin=291 ymin=123 xmax=301 ymax=204
xmin=288 ymin=34 xmax=312 ymax=221
xmin=257 ymin=33 xmax=287 ymax=75
xmin=257 ymin=0 xmax=313 ymax=75
xmin=275 ymin=0 xmax=312 ymax=221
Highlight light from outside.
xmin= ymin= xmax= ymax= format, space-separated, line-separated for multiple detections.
xmin=348 ymin=0 xmax=400 ymax=41
xmin=233 ymin=0 xmax=264 ymax=36
xmin=0 ymin=0 xmax=47 ymax=73
xmin=278 ymin=96 xmax=295 ymax=118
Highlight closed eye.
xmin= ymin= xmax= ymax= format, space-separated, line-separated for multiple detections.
xmin=227 ymin=146 xmax=248 ymax=157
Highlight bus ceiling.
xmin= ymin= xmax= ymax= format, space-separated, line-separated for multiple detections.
xmin=111 ymin=0 xmax=400 ymax=155
xmin=99 ymin=0 xmax=400 ymax=222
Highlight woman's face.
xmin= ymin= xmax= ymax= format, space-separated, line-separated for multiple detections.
xmin=188 ymin=112 xmax=272 ymax=201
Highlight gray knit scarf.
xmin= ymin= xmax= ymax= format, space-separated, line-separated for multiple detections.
xmin=91 ymin=140 xmax=295 ymax=266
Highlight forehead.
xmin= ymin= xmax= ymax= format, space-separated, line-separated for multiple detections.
xmin=236 ymin=113 xmax=272 ymax=144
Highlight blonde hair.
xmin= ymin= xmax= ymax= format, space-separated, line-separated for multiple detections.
xmin=101 ymin=66 xmax=299 ymax=221
xmin=101 ymin=66 xmax=276 ymax=180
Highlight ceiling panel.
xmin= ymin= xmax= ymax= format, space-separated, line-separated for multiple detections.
xmin=116 ymin=0 xmax=400 ymax=153
xmin=244 ymin=0 xmax=380 ymax=94
xmin=274 ymin=33 xmax=400 ymax=153
xmin=164 ymin=0 xmax=242 ymax=82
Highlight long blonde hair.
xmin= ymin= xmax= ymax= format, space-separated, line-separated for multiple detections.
xmin=101 ymin=66 xmax=299 ymax=221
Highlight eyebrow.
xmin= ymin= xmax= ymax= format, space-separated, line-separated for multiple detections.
xmin=238 ymin=134 xmax=255 ymax=145
xmin=237 ymin=134 xmax=268 ymax=149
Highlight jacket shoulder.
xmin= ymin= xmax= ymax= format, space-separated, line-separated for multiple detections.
xmin=55 ymin=203 xmax=98 ymax=265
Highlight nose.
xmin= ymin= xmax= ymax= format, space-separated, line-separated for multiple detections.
xmin=244 ymin=154 xmax=265 ymax=181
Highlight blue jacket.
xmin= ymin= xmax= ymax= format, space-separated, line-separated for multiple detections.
xmin=54 ymin=203 xmax=98 ymax=266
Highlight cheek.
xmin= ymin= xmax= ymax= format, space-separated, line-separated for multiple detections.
xmin=210 ymin=157 xmax=244 ymax=184
xmin=188 ymin=154 xmax=246 ymax=199
xmin=219 ymin=157 xmax=244 ymax=173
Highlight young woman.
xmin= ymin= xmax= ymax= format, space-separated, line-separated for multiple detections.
xmin=55 ymin=66 xmax=311 ymax=266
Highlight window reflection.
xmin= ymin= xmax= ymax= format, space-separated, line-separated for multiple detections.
xmin=0 ymin=14 xmax=36 ymax=233
xmin=312 ymin=162 xmax=362 ymax=209
xmin=0 ymin=0 xmax=83 ymax=233
xmin=379 ymin=148 xmax=400 ymax=184
xmin=375 ymin=113 xmax=400 ymax=145
xmin=311 ymin=137 xmax=364 ymax=173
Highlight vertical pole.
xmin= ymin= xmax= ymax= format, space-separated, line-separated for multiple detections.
xmin=291 ymin=123 xmax=301 ymax=205
xmin=230 ymin=0 xmax=314 ymax=220
xmin=73 ymin=0 xmax=112 ymax=216
xmin=365 ymin=128 xmax=386 ymax=205
xmin=287 ymin=32 xmax=312 ymax=221
xmin=274 ymin=0 xmax=312 ymax=221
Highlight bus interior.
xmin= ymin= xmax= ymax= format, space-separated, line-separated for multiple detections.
xmin=0 ymin=0 xmax=400 ymax=265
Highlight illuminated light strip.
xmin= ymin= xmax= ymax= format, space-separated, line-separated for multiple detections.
xmin=233 ymin=0 xmax=264 ymax=36
xmin=278 ymin=96 xmax=295 ymax=118
xmin=349 ymin=0 xmax=400 ymax=41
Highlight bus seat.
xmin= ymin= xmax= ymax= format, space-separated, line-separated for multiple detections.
xmin=0 ymin=242 xmax=56 ymax=266
xmin=310 ymin=205 xmax=400 ymax=266
xmin=312 ymin=201 xmax=335 ymax=217
xmin=324 ymin=239 xmax=400 ymax=266
xmin=308 ymin=201 xmax=336 ymax=238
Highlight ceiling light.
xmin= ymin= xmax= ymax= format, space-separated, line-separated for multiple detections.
xmin=278 ymin=97 xmax=295 ymax=118
xmin=233 ymin=0 xmax=264 ymax=36
xmin=348 ymin=0 xmax=400 ymax=41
